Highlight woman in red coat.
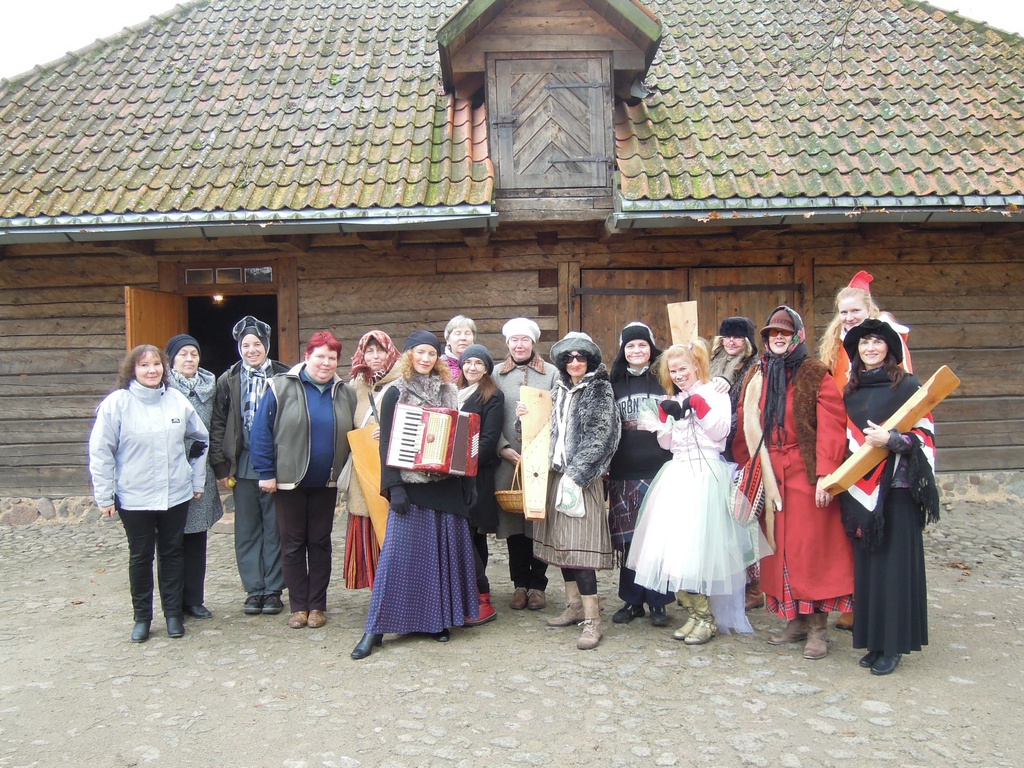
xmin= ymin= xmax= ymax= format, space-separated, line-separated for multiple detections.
xmin=734 ymin=306 xmax=853 ymax=660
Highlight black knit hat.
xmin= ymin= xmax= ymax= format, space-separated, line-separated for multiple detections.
xmin=619 ymin=321 xmax=657 ymax=348
xmin=403 ymin=330 xmax=443 ymax=354
xmin=459 ymin=343 xmax=494 ymax=374
xmin=165 ymin=333 xmax=200 ymax=363
xmin=843 ymin=318 xmax=904 ymax=365
xmin=610 ymin=321 xmax=663 ymax=381
xmin=718 ymin=316 xmax=757 ymax=352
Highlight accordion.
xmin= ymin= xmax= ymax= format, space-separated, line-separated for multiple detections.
xmin=385 ymin=403 xmax=480 ymax=476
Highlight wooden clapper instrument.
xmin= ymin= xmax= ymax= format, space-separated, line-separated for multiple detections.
xmin=822 ymin=365 xmax=960 ymax=496
xmin=519 ymin=386 xmax=553 ymax=520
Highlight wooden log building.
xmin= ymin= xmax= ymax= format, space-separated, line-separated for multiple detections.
xmin=1 ymin=0 xmax=1023 ymax=497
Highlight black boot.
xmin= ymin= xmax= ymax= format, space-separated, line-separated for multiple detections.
xmin=166 ymin=616 xmax=185 ymax=638
xmin=351 ymin=633 xmax=383 ymax=660
xmin=131 ymin=621 xmax=151 ymax=643
xmin=612 ymin=603 xmax=645 ymax=624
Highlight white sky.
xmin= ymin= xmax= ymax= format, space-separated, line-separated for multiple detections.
xmin=1 ymin=0 xmax=1023 ymax=80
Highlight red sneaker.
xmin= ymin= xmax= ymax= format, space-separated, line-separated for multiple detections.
xmin=464 ymin=593 xmax=498 ymax=627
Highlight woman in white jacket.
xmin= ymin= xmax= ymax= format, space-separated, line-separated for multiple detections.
xmin=627 ymin=341 xmax=759 ymax=645
xmin=89 ymin=345 xmax=209 ymax=643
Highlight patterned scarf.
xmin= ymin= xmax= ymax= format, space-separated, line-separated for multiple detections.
xmin=241 ymin=360 xmax=272 ymax=433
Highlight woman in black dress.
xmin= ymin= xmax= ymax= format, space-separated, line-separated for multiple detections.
xmin=840 ymin=319 xmax=939 ymax=676
xmin=457 ymin=343 xmax=505 ymax=626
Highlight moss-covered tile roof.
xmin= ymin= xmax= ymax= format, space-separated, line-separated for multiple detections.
xmin=618 ymin=0 xmax=1024 ymax=209
xmin=2 ymin=0 xmax=1023 ymax=227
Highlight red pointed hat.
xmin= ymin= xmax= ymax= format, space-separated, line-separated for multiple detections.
xmin=848 ymin=270 xmax=873 ymax=293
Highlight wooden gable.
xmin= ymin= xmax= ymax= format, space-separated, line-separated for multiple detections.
xmin=438 ymin=0 xmax=661 ymax=214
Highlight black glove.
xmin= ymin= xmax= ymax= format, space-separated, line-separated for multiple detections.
xmin=389 ymin=485 xmax=409 ymax=515
xmin=464 ymin=478 xmax=478 ymax=509
xmin=187 ymin=441 xmax=207 ymax=460
xmin=678 ymin=396 xmax=693 ymax=420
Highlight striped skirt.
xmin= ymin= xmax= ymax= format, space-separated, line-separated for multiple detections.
xmin=365 ymin=503 xmax=478 ymax=634
xmin=532 ymin=471 xmax=613 ymax=571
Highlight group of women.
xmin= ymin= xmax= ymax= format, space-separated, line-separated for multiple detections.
xmin=90 ymin=278 xmax=938 ymax=676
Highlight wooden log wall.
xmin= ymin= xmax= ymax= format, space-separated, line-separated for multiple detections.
xmin=1 ymin=221 xmax=1021 ymax=496
xmin=0 ymin=255 xmax=159 ymax=495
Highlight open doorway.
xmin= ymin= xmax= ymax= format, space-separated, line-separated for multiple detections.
xmin=187 ymin=294 xmax=279 ymax=377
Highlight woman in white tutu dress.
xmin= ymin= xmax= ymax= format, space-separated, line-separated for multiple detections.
xmin=628 ymin=340 xmax=759 ymax=644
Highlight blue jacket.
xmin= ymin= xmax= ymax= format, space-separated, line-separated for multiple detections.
xmin=250 ymin=363 xmax=356 ymax=489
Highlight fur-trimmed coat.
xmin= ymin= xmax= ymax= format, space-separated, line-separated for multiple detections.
xmin=548 ymin=365 xmax=620 ymax=488
xmin=533 ymin=364 xmax=618 ymax=570
xmin=734 ymin=359 xmax=852 ymax=604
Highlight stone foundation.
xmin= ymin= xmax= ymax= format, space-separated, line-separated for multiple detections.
xmin=2 ymin=471 xmax=1019 ymax=526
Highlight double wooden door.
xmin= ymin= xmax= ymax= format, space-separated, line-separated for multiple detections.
xmin=579 ymin=266 xmax=804 ymax=361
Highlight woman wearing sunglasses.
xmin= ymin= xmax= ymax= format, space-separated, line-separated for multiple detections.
xmin=532 ymin=332 xmax=620 ymax=650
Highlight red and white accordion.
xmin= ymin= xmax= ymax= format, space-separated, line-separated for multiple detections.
xmin=386 ymin=403 xmax=480 ymax=476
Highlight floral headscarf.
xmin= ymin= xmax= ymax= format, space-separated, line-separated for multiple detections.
xmin=349 ymin=330 xmax=400 ymax=385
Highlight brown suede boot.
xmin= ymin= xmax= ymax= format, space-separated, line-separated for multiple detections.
xmin=576 ymin=594 xmax=602 ymax=650
xmin=546 ymin=582 xmax=584 ymax=627
xmin=745 ymin=581 xmax=764 ymax=610
xmin=767 ymin=614 xmax=809 ymax=645
xmin=803 ymin=612 xmax=830 ymax=660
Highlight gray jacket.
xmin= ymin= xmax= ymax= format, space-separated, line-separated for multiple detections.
xmin=89 ymin=381 xmax=209 ymax=510
xmin=168 ymin=367 xmax=224 ymax=533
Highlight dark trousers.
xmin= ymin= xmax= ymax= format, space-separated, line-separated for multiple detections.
xmin=233 ymin=478 xmax=285 ymax=597
xmin=274 ymin=486 xmax=337 ymax=612
xmin=118 ymin=501 xmax=189 ymax=622
xmin=182 ymin=531 xmax=209 ymax=607
xmin=472 ymin=531 xmax=489 ymax=594
xmin=506 ymin=533 xmax=548 ymax=591
xmin=618 ymin=541 xmax=675 ymax=608
xmin=561 ymin=567 xmax=597 ymax=596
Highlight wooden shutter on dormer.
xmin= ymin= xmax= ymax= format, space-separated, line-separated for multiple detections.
xmin=489 ymin=54 xmax=612 ymax=191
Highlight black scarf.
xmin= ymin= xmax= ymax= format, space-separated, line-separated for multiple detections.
xmin=761 ymin=341 xmax=808 ymax=447
xmin=840 ymin=368 xmax=938 ymax=550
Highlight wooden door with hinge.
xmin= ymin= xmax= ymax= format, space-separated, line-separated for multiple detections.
xmin=125 ymin=286 xmax=187 ymax=351
xmin=690 ymin=266 xmax=804 ymax=349
xmin=489 ymin=54 xmax=612 ymax=190
xmin=577 ymin=269 xmax=688 ymax=363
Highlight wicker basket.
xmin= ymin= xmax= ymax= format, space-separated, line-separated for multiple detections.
xmin=494 ymin=460 xmax=525 ymax=514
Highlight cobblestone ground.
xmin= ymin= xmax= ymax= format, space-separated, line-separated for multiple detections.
xmin=0 ymin=498 xmax=1021 ymax=768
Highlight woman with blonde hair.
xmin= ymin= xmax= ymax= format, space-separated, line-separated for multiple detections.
xmin=351 ymin=331 xmax=478 ymax=659
xmin=818 ymin=271 xmax=912 ymax=392
xmin=628 ymin=340 xmax=757 ymax=645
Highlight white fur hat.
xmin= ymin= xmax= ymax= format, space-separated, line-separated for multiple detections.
xmin=502 ymin=317 xmax=540 ymax=343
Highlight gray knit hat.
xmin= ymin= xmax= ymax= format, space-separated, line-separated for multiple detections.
xmin=459 ymin=344 xmax=494 ymax=374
